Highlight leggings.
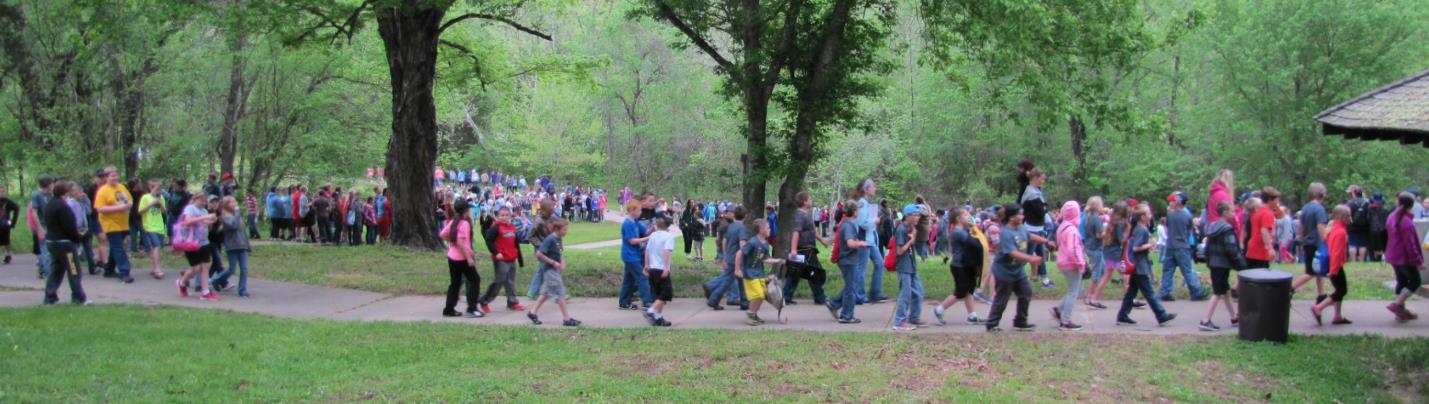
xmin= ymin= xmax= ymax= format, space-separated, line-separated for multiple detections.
xmin=445 ymin=259 xmax=481 ymax=313
xmin=1392 ymin=264 xmax=1422 ymax=295
xmin=1328 ymin=271 xmax=1348 ymax=302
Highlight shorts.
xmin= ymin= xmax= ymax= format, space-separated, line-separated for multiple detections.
xmin=1209 ymin=266 xmax=1231 ymax=295
xmin=141 ymin=232 xmax=164 ymax=251
xmin=1328 ymin=271 xmax=1347 ymax=301
xmin=1301 ymin=244 xmax=1319 ymax=276
xmin=648 ymin=269 xmax=674 ymax=301
xmin=184 ymin=245 xmax=212 ymax=266
xmin=1348 ymin=231 xmax=1367 ymax=248
xmin=1105 ymin=258 xmax=1125 ymax=275
xmin=949 ymin=265 xmax=976 ymax=299
xmin=743 ymin=278 xmax=768 ymax=301
xmin=1087 ymin=253 xmax=1107 ymax=282
xmin=0 ymin=226 xmax=10 ymax=245
xmin=540 ymin=268 xmax=567 ymax=299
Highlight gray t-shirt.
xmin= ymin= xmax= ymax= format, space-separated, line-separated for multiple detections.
xmin=1131 ymin=224 xmax=1152 ymax=275
xmin=1166 ymin=208 xmax=1193 ymax=250
xmin=992 ymin=224 xmax=1029 ymax=282
xmin=538 ymin=235 xmax=563 ymax=272
xmin=1300 ymin=201 xmax=1327 ymax=246
xmin=30 ymin=191 xmax=52 ymax=231
xmin=838 ymin=220 xmax=867 ymax=265
xmin=1083 ymin=214 xmax=1104 ymax=252
xmin=894 ymin=224 xmax=917 ymax=274
xmin=793 ymin=210 xmax=817 ymax=252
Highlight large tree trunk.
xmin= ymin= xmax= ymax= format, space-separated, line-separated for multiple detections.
xmin=376 ymin=3 xmax=444 ymax=250
xmin=741 ymin=101 xmax=769 ymax=227
xmin=219 ymin=0 xmax=248 ymax=175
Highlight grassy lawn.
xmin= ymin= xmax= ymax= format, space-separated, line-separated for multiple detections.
xmin=0 ymin=305 xmax=1424 ymax=402
xmin=158 ymin=235 xmax=1410 ymax=302
xmin=558 ymin=220 xmax=624 ymax=246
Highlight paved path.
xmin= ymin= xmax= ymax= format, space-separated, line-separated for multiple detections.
xmin=2 ymin=254 xmax=1424 ymax=337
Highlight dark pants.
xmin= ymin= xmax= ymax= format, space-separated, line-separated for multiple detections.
xmin=1118 ymin=274 xmax=1169 ymax=321
xmin=1025 ymin=229 xmax=1048 ymax=278
xmin=985 ymin=277 xmax=1032 ymax=328
xmin=247 ymin=214 xmax=261 ymax=239
xmin=784 ymin=250 xmax=828 ymax=304
xmin=317 ymin=217 xmax=333 ymax=244
xmin=683 ymin=234 xmax=694 ymax=255
xmin=1393 ymin=264 xmax=1422 ymax=295
xmin=348 ymin=222 xmax=362 ymax=246
xmin=445 ymin=259 xmax=481 ymax=314
xmin=269 ymin=218 xmax=282 ymax=239
xmin=365 ymin=224 xmax=377 ymax=245
xmin=43 ymin=241 xmax=86 ymax=304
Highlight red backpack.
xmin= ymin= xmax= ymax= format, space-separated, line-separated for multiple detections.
xmin=884 ymin=235 xmax=898 ymax=272
xmin=829 ymin=219 xmax=848 ymax=264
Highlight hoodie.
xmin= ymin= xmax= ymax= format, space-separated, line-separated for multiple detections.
xmin=1203 ymin=219 xmax=1242 ymax=270
xmin=1207 ymin=181 xmax=1232 ymax=224
xmin=1055 ymin=201 xmax=1085 ymax=271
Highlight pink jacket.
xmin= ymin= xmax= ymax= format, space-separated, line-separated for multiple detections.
xmin=1207 ymin=181 xmax=1232 ymax=224
xmin=1055 ymin=201 xmax=1086 ymax=271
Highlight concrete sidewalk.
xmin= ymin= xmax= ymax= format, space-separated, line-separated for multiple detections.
xmin=1 ymin=254 xmax=1424 ymax=337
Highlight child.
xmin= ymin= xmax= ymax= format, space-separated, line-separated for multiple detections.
xmin=175 ymin=193 xmax=219 ymax=301
xmin=644 ymin=217 xmax=676 ymax=327
xmin=1053 ymin=201 xmax=1085 ymax=331
xmin=827 ymin=201 xmax=870 ymax=324
xmin=934 ymin=207 xmax=983 ymax=325
xmin=892 ymin=205 xmax=925 ymax=331
xmin=705 ymin=207 xmax=747 ymax=310
xmin=479 ymin=206 xmax=525 ymax=313
xmin=619 ymin=200 xmax=653 ymax=311
xmin=1199 ymin=202 xmax=1242 ymax=331
xmin=734 ymin=219 xmax=783 ymax=326
xmin=985 ymin=204 xmax=1048 ymax=332
xmin=1116 ymin=205 xmax=1177 ymax=326
xmin=529 ymin=218 xmax=580 ymax=326
xmin=1310 ymin=205 xmax=1352 ymax=325
xmin=440 ymin=200 xmax=483 ymax=318
xmin=210 ymin=197 xmax=253 ymax=297
xmin=1081 ymin=197 xmax=1107 ymax=309
xmin=1089 ymin=201 xmax=1129 ymax=309
xmin=137 ymin=180 xmax=166 ymax=279
xmin=0 ymin=185 xmax=18 ymax=265
xmin=1385 ymin=192 xmax=1422 ymax=322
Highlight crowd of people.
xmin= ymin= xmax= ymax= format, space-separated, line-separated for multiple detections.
xmin=10 ymin=161 xmax=1425 ymax=333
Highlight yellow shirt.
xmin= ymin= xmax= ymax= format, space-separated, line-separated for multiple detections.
xmin=94 ymin=183 xmax=132 ymax=233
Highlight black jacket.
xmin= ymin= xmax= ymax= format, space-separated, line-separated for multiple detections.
xmin=43 ymin=198 xmax=83 ymax=243
xmin=1204 ymin=220 xmax=1244 ymax=270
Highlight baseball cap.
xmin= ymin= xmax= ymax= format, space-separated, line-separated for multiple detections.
xmin=902 ymin=204 xmax=922 ymax=216
xmin=1166 ymin=191 xmax=1187 ymax=205
xmin=222 ymin=172 xmax=235 ymax=181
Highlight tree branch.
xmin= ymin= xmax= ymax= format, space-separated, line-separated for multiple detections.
xmin=653 ymin=0 xmax=734 ymax=70
xmin=439 ymin=12 xmax=552 ymax=41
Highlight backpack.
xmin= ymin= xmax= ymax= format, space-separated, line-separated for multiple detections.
xmin=829 ymin=218 xmax=848 ymax=264
xmin=883 ymin=233 xmax=898 ymax=272
xmin=1350 ymin=199 xmax=1371 ymax=229
xmin=1120 ymin=225 xmax=1136 ymax=276
xmin=171 ymin=215 xmax=203 ymax=252
xmin=1311 ymin=240 xmax=1330 ymax=276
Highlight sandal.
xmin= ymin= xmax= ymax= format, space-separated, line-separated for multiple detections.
xmin=151 ymin=270 xmax=165 ymax=279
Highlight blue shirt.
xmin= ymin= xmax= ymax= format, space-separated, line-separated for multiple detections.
xmin=1301 ymin=201 xmax=1327 ymax=246
xmin=740 ymin=237 xmax=770 ymax=279
xmin=1166 ymin=208 xmax=1193 ymax=250
xmin=837 ymin=220 xmax=868 ymax=266
xmin=703 ymin=205 xmax=716 ymax=222
xmin=894 ymin=224 xmax=917 ymax=274
xmin=856 ymin=198 xmax=880 ymax=244
xmin=1131 ymin=224 xmax=1153 ymax=275
xmin=992 ymin=224 xmax=1029 ymax=282
xmin=620 ymin=218 xmax=646 ymax=263
xmin=723 ymin=221 xmax=748 ymax=267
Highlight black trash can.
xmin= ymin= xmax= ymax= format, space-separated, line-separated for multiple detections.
xmin=1237 ymin=269 xmax=1293 ymax=343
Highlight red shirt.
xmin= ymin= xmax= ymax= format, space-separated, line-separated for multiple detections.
xmin=1246 ymin=207 xmax=1275 ymax=261
xmin=1326 ymin=221 xmax=1348 ymax=276
xmin=494 ymin=221 xmax=519 ymax=262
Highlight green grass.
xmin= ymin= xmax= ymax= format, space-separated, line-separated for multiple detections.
xmin=557 ymin=221 xmax=624 ymax=246
xmin=0 ymin=305 xmax=1424 ymax=402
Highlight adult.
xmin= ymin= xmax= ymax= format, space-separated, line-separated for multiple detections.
xmin=26 ymin=176 xmax=57 ymax=279
xmin=1158 ymin=192 xmax=1208 ymax=301
xmin=1385 ymin=192 xmax=1423 ymax=321
xmin=849 ymin=179 xmax=889 ymax=304
xmin=42 ymin=181 xmax=87 ymax=305
xmin=1018 ymin=164 xmax=1055 ymax=288
xmin=93 ymin=166 xmax=134 ymax=283
xmin=1206 ymin=169 xmax=1236 ymax=229
xmin=785 ymin=192 xmax=828 ymax=305
xmin=0 ymin=185 xmax=17 ymax=264
xmin=1346 ymin=185 xmax=1371 ymax=262
xmin=680 ymin=199 xmax=704 ymax=260
xmin=1369 ymin=192 xmax=1390 ymax=262
xmin=1291 ymin=183 xmax=1331 ymax=300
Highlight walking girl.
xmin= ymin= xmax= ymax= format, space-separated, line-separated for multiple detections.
xmin=440 ymin=200 xmax=483 ymax=318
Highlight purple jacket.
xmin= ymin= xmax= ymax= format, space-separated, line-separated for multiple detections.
xmin=1384 ymin=211 xmax=1423 ymax=267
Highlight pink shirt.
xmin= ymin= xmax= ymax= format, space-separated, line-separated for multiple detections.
xmin=444 ymin=219 xmax=471 ymax=261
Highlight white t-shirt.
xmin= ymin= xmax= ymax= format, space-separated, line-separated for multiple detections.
xmin=645 ymin=230 xmax=676 ymax=270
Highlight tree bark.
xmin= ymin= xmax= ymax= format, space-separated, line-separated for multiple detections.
xmin=219 ymin=0 xmax=249 ymax=175
xmin=376 ymin=2 xmax=444 ymax=250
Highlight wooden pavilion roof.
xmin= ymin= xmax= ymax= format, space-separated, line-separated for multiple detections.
xmin=1316 ymin=68 xmax=1429 ymax=147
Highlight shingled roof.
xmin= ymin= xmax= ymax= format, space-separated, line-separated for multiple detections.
xmin=1316 ymin=68 xmax=1429 ymax=147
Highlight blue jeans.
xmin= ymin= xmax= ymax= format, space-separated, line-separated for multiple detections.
xmin=1119 ymin=274 xmax=1169 ymax=321
xmin=80 ymin=235 xmax=97 ymax=272
xmin=865 ymin=238 xmax=886 ymax=301
xmin=893 ymin=272 xmax=924 ymax=325
xmin=36 ymin=239 xmax=51 ymax=276
xmin=246 ymin=214 xmax=261 ymax=239
xmin=527 ymin=267 xmax=545 ymax=298
xmin=1158 ymin=248 xmax=1206 ymax=299
xmin=705 ymin=264 xmax=745 ymax=306
xmin=830 ymin=254 xmax=867 ymax=320
xmin=128 ymin=229 xmax=140 ymax=252
xmin=211 ymin=250 xmax=251 ymax=296
xmin=106 ymin=232 xmax=130 ymax=279
xmin=618 ymin=261 xmax=652 ymax=307
xmin=1025 ymin=229 xmax=1048 ymax=278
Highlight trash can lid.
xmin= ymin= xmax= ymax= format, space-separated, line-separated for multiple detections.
xmin=1238 ymin=268 xmax=1293 ymax=284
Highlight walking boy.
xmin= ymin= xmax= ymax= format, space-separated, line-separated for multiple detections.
xmin=985 ymin=204 xmax=1047 ymax=332
xmin=644 ymin=217 xmax=676 ymax=326
xmin=892 ymin=205 xmax=925 ymax=331
xmin=735 ymin=219 xmax=783 ymax=326
xmin=528 ymin=219 xmax=580 ymax=326
xmin=1158 ymin=192 xmax=1209 ymax=301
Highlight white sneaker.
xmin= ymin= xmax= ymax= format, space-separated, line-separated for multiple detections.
xmin=967 ymin=313 xmax=982 ymax=324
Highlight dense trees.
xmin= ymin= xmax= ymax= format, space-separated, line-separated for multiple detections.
xmin=2 ymin=0 xmax=1428 ymax=249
